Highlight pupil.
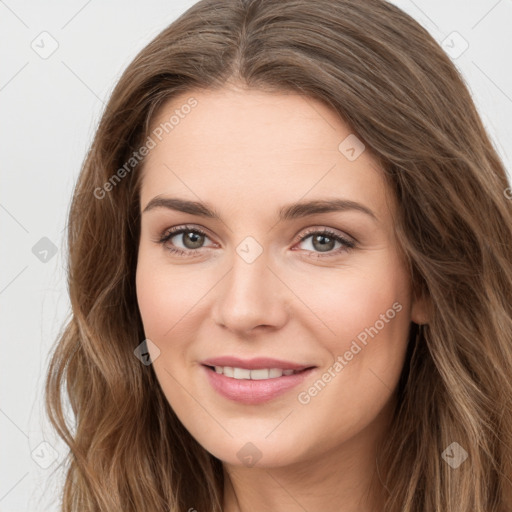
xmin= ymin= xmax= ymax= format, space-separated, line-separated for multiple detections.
xmin=313 ymin=234 xmax=334 ymax=252
xmin=184 ymin=231 xmax=204 ymax=249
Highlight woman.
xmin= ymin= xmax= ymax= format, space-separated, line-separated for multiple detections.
xmin=45 ymin=0 xmax=512 ymax=510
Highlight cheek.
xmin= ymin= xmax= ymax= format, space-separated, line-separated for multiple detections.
xmin=292 ymin=252 xmax=413 ymax=416
xmin=135 ymin=259 xmax=195 ymax=405
xmin=291 ymin=264 xmax=411 ymax=448
xmin=135 ymin=253 xmax=203 ymax=341
xmin=135 ymin=265 xmax=172 ymax=339
xmin=289 ymin=253 xmax=411 ymax=353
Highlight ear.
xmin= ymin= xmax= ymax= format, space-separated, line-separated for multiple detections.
xmin=410 ymin=289 xmax=431 ymax=325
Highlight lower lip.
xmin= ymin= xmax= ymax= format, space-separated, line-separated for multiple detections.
xmin=203 ymin=365 xmax=316 ymax=405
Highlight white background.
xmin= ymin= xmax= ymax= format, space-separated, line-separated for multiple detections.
xmin=1 ymin=1 xmax=511 ymax=510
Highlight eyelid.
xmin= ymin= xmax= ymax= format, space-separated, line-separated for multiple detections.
xmin=292 ymin=225 xmax=356 ymax=246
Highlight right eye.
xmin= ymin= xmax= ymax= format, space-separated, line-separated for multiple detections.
xmin=156 ymin=225 xmax=217 ymax=256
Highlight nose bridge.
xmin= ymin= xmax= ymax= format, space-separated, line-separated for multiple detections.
xmin=212 ymin=237 xmax=289 ymax=333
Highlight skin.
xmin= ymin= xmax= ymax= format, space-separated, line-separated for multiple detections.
xmin=135 ymin=83 xmax=429 ymax=511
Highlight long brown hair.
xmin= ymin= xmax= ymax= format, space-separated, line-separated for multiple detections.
xmin=45 ymin=0 xmax=512 ymax=510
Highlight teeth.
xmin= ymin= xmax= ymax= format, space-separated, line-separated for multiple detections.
xmin=250 ymin=368 xmax=271 ymax=380
xmin=233 ymin=367 xmax=251 ymax=379
xmin=212 ymin=366 xmax=302 ymax=380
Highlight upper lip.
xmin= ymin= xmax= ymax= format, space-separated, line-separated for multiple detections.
xmin=202 ymin=356 xmax=315 ymax=371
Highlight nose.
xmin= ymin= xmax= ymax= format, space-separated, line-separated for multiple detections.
xmin=211 ymin=246 xmax=291 ymax=336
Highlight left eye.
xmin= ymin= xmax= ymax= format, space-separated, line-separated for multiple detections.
xmin=296 ymin=230 xmax=355 ymax=255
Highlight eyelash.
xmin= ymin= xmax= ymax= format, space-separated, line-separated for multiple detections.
xmin=155 ymin=224 xmax=356 ymax=259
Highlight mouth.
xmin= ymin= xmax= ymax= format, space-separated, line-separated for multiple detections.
xmin=203 ymin=364 xmax=314 ymax=380
xmin=201 ymin=362 xmax=317 ymax=405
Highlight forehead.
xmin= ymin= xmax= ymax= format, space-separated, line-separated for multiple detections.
xmin=139 ymin=86 xmax=393 ymax=222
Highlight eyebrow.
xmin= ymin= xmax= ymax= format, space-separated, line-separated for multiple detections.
xmin=142 ymin=196 xmax=377 ymax=222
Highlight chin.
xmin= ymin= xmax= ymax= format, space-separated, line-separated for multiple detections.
xmin=198 ymin=433 xmax=308 ymax=469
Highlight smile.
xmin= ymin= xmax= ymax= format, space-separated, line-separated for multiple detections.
xmin=207 ymin=366 xmax=305 ymax=379
xmin=202 ymin=364 xmax=316 ymax=404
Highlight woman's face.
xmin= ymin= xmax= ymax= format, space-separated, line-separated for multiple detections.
xmin=136 ymin=85 xmax=427 ymax=468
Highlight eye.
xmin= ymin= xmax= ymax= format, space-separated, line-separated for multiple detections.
xmin=295 ymin=228 xmax=355 ymax=257
xmin=156 ymin=225 xmax=215 ymax=257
